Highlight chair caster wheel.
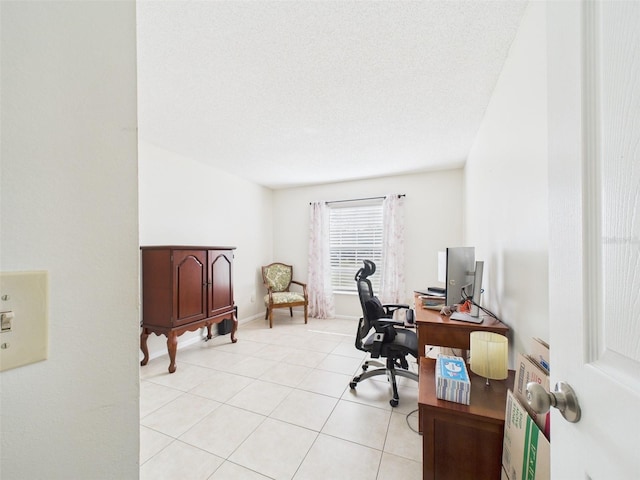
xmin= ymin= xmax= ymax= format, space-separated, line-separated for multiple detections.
xmin=349 ymin=381 xmax=357 ymax=389
xmin=390 ymin=399 xmax=399 ymax=407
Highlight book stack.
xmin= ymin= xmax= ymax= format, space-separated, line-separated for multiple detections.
xmin=415 ymin=287 xmax=446 ymax=311
xmin=435 ymin=354 xmax=470 ymax=405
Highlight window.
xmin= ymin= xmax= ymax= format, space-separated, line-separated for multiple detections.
xmin=329 ymin=200 xmax=383 ymax=292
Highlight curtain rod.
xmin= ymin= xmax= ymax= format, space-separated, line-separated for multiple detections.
xmin=309 ymin=194 xmax=405 ymax=205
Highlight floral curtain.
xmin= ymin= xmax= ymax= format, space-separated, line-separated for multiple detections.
xmin=307 ymin=202 xmax=335 ymax=318
xmin=379 ymin=194 xmax=406 ymax=304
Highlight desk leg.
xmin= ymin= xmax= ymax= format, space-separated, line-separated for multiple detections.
xmin=422 ymin=408 xmax=435 ymax=480
xmin=417 ymin=324 xmax=427 ymax=359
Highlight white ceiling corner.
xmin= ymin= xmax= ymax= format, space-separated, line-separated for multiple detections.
xmin=136 ymin=0 xmax=527 ymax=189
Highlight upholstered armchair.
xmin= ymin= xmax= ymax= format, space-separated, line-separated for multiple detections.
xmin=261 ymin=262 xmax=308 ymax=328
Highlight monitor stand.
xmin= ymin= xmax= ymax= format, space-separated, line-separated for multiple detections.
xmin=450 ymin=311 xmax=484 ymax=324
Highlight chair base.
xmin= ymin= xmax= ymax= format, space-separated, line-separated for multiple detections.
xmin=349 ymin=359 xmax=419 ymax=407
xmin=360 ymin=360 xmax=385 ymax=371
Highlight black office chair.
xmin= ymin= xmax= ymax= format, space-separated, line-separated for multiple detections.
xmin=349 ymin=260 xmax=419 ymax=407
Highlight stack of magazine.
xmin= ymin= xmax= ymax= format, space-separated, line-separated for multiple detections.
xmin=415 ymin=287 xmax=446 ymax=310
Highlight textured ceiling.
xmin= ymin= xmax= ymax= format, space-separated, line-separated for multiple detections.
xmin=137 ymin=1 xmax=527 ymax=189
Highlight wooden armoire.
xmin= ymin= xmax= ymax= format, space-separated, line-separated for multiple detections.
xmin=139 ymin=246 xmax=237 ymax=373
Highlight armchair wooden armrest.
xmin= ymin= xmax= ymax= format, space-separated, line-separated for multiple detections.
xmin=290 ymin=280 xmax=307 ymax=295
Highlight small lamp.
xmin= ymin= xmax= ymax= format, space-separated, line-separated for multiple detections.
xmin=470 ymin=331 xmax=508 ymax=386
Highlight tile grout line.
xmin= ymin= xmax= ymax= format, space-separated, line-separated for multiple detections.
xmin=140 ymin=316 xmax=421 ymax=479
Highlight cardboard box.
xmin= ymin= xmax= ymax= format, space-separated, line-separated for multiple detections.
xmin=502 ymin=390 xmax=550 ymax=480
xmin=502 ymin=466 xmax=510 ymax=480
xmin=515 ymin=353 xmax=551 ymax=439
xmin=435 ymin=354 xmax=470 ymax=405
xmin=530 ymin=338 xmax=550 ymax=372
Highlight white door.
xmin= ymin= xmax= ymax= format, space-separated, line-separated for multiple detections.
xmin=547 ymin=1 xmax=640 ymax=478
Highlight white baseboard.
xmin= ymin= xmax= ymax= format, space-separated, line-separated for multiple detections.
xmin=332 ymin=314 xmax=359 ymax=320
xmin=141 ymin=313 xmax=360 ymax=363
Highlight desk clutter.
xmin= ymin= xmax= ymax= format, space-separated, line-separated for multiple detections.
xmin=415 ymin=287 xmax=446 ymax=311
xmin=416 ymin=289 xmax=482 ymax=321
xmin=502 ymin=337 xmax=551 ymax=480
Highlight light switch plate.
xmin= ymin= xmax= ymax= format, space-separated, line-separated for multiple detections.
xmin=0 ymin=271 xmax=49 ymax=371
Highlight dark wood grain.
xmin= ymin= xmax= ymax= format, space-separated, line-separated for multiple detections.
xmin=419 ymin=357 xmax=514 ymax=480
xmin=140 ymin=246 xmax=237 ymax=373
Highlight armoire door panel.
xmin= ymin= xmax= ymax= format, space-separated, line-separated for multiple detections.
xmin=208 ymin=250 xmax=234 ymax=317
xmin=141 ymin=248 xmax=173 ymax=327
xmin=173 ymin=250 xmax=207 ymax=326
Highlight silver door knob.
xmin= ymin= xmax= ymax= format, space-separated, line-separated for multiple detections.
xmin=526 ymin=381 xmax=581 ymax=423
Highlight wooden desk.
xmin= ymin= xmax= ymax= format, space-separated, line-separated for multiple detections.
xmin=419 ymin=357 xmax=514 ymax=480
xmin=414 ymin=294 xmax=509 ymax=358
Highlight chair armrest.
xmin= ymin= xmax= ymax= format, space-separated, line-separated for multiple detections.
xmin=382 ymin=304 xmax=415 ymax=326
xmin=382 ymin=303 xmax=410 ymax=310
xmin=290 ymin=280 xmax=308 ymax=296
xmin=371 ymin=318 xmax=405 ymax=330
xmin=264 ymin=285 xmax=274 ymax=303
xmin=382 ymin=304 xmax=410 ymax=317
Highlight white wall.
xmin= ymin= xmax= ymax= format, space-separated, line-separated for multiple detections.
xmin=465 ymin=2 xmax=548 ymax=363
xmin=0 ymin=2 xmax=139 ymax=479
xmin=273 ymin=170 xmax=464 ymax=317
xmin=138 ymin=142 xmax=274 ymax=357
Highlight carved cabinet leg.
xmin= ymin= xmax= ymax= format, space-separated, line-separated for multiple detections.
xmin=140 ymin=329 xmax=150 ymax=366
xmin=231 ymin=313 xmax=238 ymax=343
xmin=206 ymin=323 xmax=213 ymax=341
xmin=167 ymin=332 xmax=178 ymax=373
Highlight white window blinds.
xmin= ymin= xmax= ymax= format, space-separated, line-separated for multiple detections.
xmin=329 ymin=200 xmax=383 ymax=292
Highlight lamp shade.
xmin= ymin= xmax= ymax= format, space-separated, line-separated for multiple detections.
xmin=470 ymin=331 xmax=508 ymax=381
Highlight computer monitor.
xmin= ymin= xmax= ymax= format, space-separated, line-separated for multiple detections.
xmin=445 ymin=247 xmax=475 ymax=306
xmin=451 ymin=260 xmax=485 ymax=324
xmin=468 ymin=260 xmax=484 ymax=317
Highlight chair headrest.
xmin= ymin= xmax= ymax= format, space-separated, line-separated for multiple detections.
xmin=355 ymin=260 xmax=376 ymax=281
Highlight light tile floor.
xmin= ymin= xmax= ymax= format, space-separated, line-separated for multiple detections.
xmin=140 ymin=315 xmax=422 ymax=480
